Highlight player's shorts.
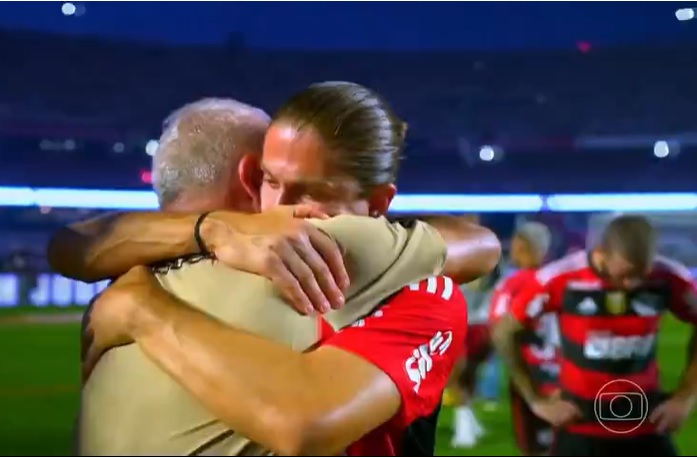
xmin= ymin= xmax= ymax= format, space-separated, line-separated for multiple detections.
xmin=552 ymin=430 xmax=677 ymax=456
xmin=464 ymin=323 xmax=492 ymax=362
xmin=509 ymin=383 xmax=553 ymax=455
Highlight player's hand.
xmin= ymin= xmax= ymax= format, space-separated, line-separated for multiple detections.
xmin=530 ymin=397 xmax=581 ymax=427
xmin=650 ymin=394 xmax=695 ymax=433
xmin=81 ymin=266 xmax=159 ymax=381
xmin=202 ymin=205 xmax=349 ymax=315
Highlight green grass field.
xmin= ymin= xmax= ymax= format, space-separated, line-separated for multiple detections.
xmin=1 ymin=310 xmax=696 ymax=456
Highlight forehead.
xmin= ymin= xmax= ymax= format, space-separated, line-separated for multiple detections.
xmin=262 ymin=123 xmax=331 ymax=181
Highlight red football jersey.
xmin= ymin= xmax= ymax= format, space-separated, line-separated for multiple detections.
xmin=322 ymin=276 xmax=468 ymax=456
xmin=490 ymin=269 xmax=559 ymax=396
xmin=509 ymin=251 xmax=697 ymax=437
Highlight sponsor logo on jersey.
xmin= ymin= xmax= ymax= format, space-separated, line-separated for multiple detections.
xmin=605 ymin=291 xmax=627 ymax=315
xmin=578 ymin=297 xmax=598 ymax=315
xmin=584 ymin=333 xmax=655 ymax=360
xmin=405 ymin=330 xmax=453 ymax=393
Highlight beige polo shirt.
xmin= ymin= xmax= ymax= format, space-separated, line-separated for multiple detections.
xmin=79 ymin=215 xmax=446 ymax=455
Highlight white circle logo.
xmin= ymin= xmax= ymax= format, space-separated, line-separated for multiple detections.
xmin=593 ymin=379 xmax=649 ymax=434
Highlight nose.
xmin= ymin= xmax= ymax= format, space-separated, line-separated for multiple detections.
xmin=276 ymin=187 xmax=299 ymax=206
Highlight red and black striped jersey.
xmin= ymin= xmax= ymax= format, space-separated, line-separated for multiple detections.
xmin=323 ymin=276 xmax=467 ymax=456
xmin=490 ymin=269 xmax=560 ymax=396
xmin=509 ymin=251 xmax=697 ymax=437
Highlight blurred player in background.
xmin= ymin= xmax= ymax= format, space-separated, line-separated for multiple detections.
xmin=448 ymin=213 xmax=503 ymax=447
xmin=489 ymin=222 xmax=556 ymax=455
xmin=494 ymin=215 xmax=697 ymax=456
xmin=449 ymin=271 xmax=498 ymax=447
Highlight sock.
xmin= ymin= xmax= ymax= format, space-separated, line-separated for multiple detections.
xmin=452 ymin=406 xmax=476 ymax=446
xmin=464 ymin=406 xmax=485 ymax=436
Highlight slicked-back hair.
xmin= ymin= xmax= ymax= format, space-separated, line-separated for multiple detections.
xmin=272 ymin=81 xmax=407 ymax=193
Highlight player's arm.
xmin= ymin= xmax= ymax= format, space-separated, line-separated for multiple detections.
xmin=666 ymin=271 xmax=697 ymax=404
xmin=120 ymin=277 xmax=465 ymax=456
xmin=311 ymin=215 xmax=447 ymax=301
xmin=47 ymin=211 xmax=202 ymax=282
xmin=491 ymin=279 xmax=551 ymax=405
xmin=47 ymin=207 xmax=334 ymax=283
xmin=392 ymin=215 xmax=501 ymax=284
xmin=679 ymin=328 xmax=697 ymax=405
xmin=48 ymin=208 xmax=350 ymax=314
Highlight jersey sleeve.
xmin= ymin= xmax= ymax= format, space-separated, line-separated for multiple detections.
xmin=508 ymin=274 xmax=559 ymax=328
xmin=667 ymin=270 xmax=697 ymax=325
xmin=488 ymin=278 xmax=513 ymax=324
xmin=322 ymin=276 xmax=467 ymax=426
xmin=311 ymin=215 xmax=448 ymax=329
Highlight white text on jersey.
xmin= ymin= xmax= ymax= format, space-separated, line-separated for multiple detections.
xmin=405 ymin=330 xmax=453 ymax=393
xmin=584 ymin=333 xmax=655 ymax=360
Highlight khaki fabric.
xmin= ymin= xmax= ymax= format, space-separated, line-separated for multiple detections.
xmin=79 ymin=216 xmax=446 ymax=455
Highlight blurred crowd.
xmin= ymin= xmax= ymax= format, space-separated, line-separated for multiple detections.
xmin=1 ymin=29 xmax=697 ymax=195
xmin=2 ymin=29 xmax=697 ymax=138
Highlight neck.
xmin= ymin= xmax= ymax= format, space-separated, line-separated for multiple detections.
xmin=163 ymin=194 xmax=226 ymax=213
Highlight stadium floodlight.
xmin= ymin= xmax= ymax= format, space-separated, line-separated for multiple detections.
xmin=1 ymin=187 xmax=697 ymax=213
xmin=676 ymin=8 xmax=695 ymax=21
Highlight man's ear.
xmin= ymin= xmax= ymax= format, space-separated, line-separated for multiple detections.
xmin=238 ymin=154 xmax=262 ymax=205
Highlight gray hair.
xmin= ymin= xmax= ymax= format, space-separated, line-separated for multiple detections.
xmin=152 ymin=98 xmax=271 ymax=206
xmin=515 ymin=222 xmax=552 ymax=260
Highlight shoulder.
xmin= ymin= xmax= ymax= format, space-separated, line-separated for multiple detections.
xmin=311 ymin=215 xmax=445 ymax=270
xmin=310 ymin=215 xmax=444 ymax=250
xmin=535 ymin=251 xmax=589 ymax=285
xmin=310 ymin=216 xmax=447 ymax=299
xmin=399 ymin=275 xmax=463 ymax=302
xmin=498 ymin=268 xmax=535 ymax=291
xmin=653 ymin=255 xmax=694 ymax=283
xmin=388 ymin=276 xmax=466 ymax=322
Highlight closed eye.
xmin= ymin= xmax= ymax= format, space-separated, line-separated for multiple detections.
xmin=262 ymin=174 xmax=281 ymax=189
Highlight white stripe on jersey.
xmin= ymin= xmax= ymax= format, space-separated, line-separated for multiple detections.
xmin=655 ymin=255 xmax=694 ymax=282
xmin=406 ymin=276 xmax=454 ymax=301
xmin=426 ymin=277 xmax=438 ymax=294
xmin=441 ymin=277 xmax=454 ymax=300
xmin=535 ymin=250 xmax=588 ymax=285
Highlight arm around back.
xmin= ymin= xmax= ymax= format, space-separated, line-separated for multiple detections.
xmin=116 ymin=272 xmax=466 ymax=455
xmin=425 ymin=216 xmax=501 ymax=284
xmin=47 ymin=211 xmax=200 ymax=282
